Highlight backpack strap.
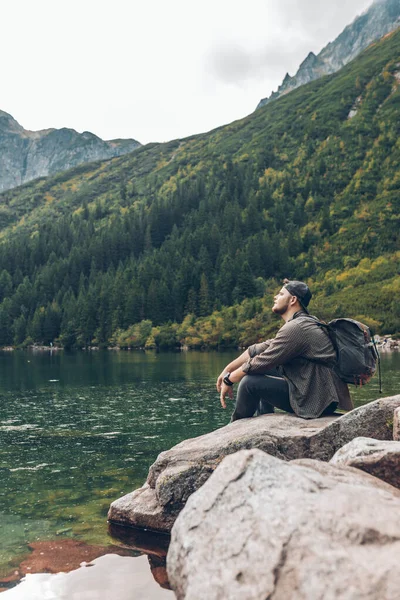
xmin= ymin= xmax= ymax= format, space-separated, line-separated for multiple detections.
xmin=292 ymin=314 xmax=338 ymax=367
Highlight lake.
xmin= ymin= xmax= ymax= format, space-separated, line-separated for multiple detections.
xmin=0 ymin=349 xmax=399 ymax=596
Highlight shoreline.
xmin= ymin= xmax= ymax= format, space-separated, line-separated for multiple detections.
xmin=0 ymin=344 xmax=242 ymax=352
xmin=2 ymin=343 xmax=400 ymax=353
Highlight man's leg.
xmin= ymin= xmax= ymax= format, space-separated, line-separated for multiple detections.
xmin=321 ymin=401 xmax=338 ymax=415
xmin=231 ymin=373 xmax=292 ymax=421
xmin=254 ymin=367 xmax=288 ymax=415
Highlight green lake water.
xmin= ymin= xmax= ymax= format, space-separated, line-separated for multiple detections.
xmin=0 ymin=349 xmax=399 ymax=588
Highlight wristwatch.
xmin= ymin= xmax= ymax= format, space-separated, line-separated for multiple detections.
xmin=223 ymin=372 xmax=234 ymax=386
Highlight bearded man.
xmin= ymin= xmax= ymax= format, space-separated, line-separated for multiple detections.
xmin=216 ymin=280 xmax=353 ymax=420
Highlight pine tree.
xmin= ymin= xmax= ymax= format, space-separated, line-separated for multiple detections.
xmin=198 ymin=273 xmax=210 ymax=317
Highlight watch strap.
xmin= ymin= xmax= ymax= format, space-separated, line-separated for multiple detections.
xmin=223 ymin=373 xmax=234 ymax=386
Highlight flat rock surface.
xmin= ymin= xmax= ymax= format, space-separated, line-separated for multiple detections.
xmin=330 ymin=436 xmax=400 ymax=488
xmin=108 ymin=396 xmax=400 ymax=532
xmin=167 ymin=449 xmax=400 ymax=600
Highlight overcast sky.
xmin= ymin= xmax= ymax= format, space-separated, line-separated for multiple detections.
xmin=2 ymin=0 xmax=374 ymax=145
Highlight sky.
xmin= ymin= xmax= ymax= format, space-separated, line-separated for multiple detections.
xmin=2 ymin=0 xmax=374 ymax=145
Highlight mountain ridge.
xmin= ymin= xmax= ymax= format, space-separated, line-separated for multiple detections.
xmin=257 ymin=0 xmax=400 ymax=109
xmin=0 ymin=110 xmax=141 ymax=193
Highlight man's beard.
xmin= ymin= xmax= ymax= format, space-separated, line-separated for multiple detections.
xmin=272 ymin=300 xmax=290 ymax=315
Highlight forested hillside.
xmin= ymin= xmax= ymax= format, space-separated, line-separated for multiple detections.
xmin=0 ymin=28 xmax=399 ymax=348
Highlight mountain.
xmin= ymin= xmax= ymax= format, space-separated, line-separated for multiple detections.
xmin=257 ymin=0 xmax=400 ymax=109
xmin=0 ymin=28 xmax=399 ymax=348
xmin=0 ymin=110 xmax=141 ymax=193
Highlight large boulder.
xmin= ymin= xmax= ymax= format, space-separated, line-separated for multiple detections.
xmin=108 ymin=395 xmax=400 ymax=533
xmin=167 ymin=449 xmax=400 ymax=600
xmin=394 ymin=407 xmax=400 ymax=441
xmin=330 ymin=436 xmax=400 ymax=488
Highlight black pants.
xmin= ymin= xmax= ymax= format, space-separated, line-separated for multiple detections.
xmin=231 ymin=370 xmax=337 ymax=421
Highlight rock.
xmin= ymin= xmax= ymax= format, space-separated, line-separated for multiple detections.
xmin=167 ymin=449 xmax=400 ymax=600
xmin=257 ymin=0 xmax=400 ymax=109
xmin=394 ymin=407 xmax=400 ymax=440
xmin=0 ymin=110 xmax=140 ymax=193
xmin=108 ymin=395 xmax=400 ymax=533
xmin=108 ymin=483 xmax=177 ymax=531
xmin=330 ymin=436 xmax=400 ymax=488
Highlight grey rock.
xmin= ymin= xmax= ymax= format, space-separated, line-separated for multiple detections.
xmin=0 ymin=110 xmax=140 ymax=193
xmin=394 ymin=406 xmax=400 ymax=440
xmin=257 ymin=0 xmax=400 ymax=109
xmin=108 ymin=395 xmax=400 ymax=533
xmin=107 ymin=483 xmax=177 ymax=532
xmin=167 ymin=449 xmax=400 ymax=600
xmin=330 ymin=436 xmax=400 ymax=488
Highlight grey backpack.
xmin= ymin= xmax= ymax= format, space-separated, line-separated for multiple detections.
xmin=317 ymin=318 xmax=380 ymax=387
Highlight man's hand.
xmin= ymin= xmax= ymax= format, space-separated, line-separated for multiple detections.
xmin=216 ymin=371 xmax=226 ymax=393
xmin=216 ymin=349 xmax=250 ymax=393
xmin=220 ymin=381 xmax=233 ymax=409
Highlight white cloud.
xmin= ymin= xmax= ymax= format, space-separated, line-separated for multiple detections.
xmin=1 ymin=0 xmax=373 ymax=144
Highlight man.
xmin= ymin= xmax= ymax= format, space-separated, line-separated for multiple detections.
xmin=216 ymin=280 xmax=353 ymax=420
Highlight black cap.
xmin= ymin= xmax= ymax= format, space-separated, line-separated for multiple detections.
xmin=284 ymin=280 xmax=312 ymax=312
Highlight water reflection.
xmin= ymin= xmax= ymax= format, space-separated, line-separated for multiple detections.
xmin=108 ymin=524 xmax=171 ymax=591
xmin=0 ymin=349 xmax=227 ymax=390
xmin=108 ymin=523 xmax=170 ymax=558
xmin=1 ymin=554 xmax=173 ymax=599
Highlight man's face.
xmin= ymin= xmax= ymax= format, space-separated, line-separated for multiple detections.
xmin=272 ymin=287 xmax=293 ymax=315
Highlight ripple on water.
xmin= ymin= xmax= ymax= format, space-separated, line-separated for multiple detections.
xmin=10 ymin=464 xmax=53 ymax=472
xmin=0 ymin=424 xmax=40 ymax=431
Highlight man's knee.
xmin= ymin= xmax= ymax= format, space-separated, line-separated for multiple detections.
xmin=237 ymin=375 xmax=250 ymax=395
xmin=236 ymin=376 xmax=251 ymax=408
xmin=238 ymin=374 xmax=262 ymax=394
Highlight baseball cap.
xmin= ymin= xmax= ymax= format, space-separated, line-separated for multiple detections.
xmin=283 ymin=280 xmax=312 ymax=312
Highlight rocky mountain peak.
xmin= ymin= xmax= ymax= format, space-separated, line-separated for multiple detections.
xmin=0 ymin=112 xmax=141 ymax=193
xmin=0 ymin=110 xmax=24 ymax=134
xmin=301 ymin=51 xmax=317 ymax=65
xmin=257 ymin=0 xmax=400 ymax=109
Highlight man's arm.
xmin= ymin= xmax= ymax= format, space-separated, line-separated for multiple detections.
xmin=216 ymin=340 xmax=272 ymax=391
xmin=232 ymin=321 xmax=308 ymax=379
xmin=217 ymin=340 xmax=276 ymax=409
xmin=216 ymin=349 xmax=250 ymax=393
xmin=219 ymin=323 xmax=308 ymax=409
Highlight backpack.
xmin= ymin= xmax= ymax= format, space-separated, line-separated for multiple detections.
xmin=316 ymin=318 xmax=380 ymax=388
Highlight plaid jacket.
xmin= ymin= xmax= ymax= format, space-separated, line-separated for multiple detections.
xmin=242 ymin=311 xmax=353 ymax=418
